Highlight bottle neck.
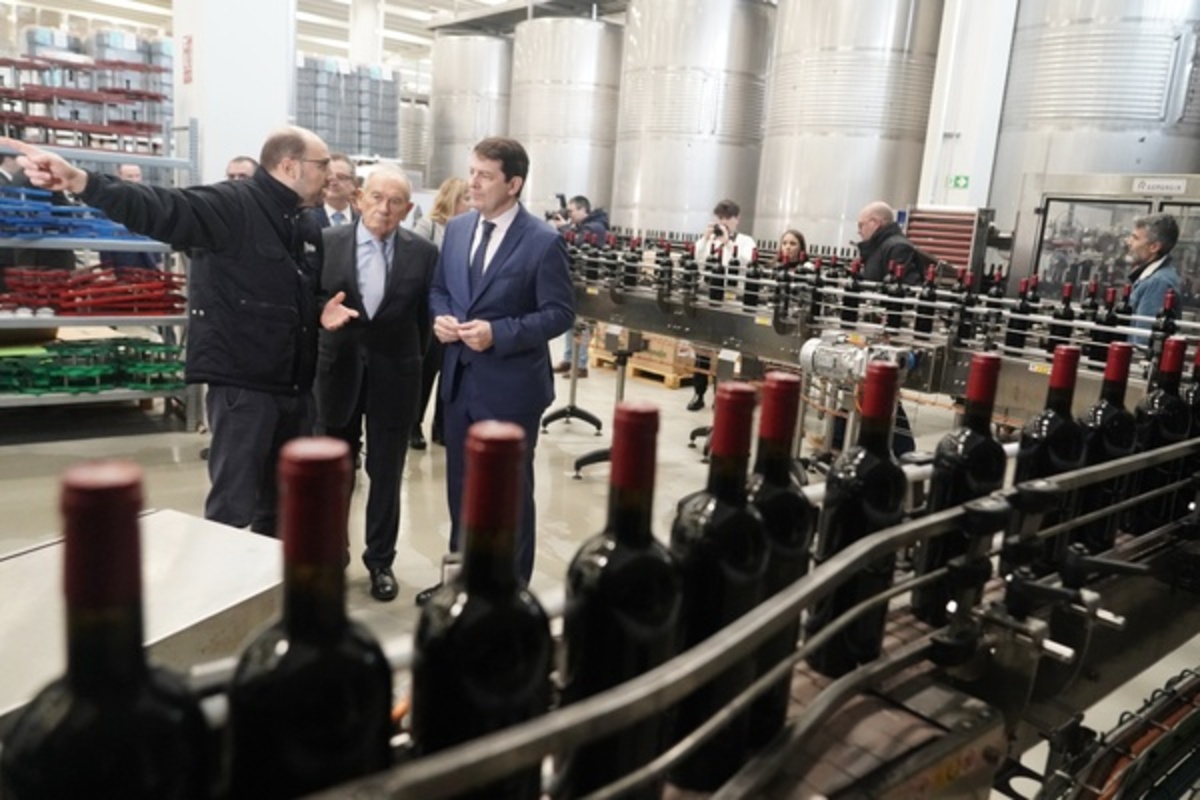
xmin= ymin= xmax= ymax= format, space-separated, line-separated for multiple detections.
xmin=961 ymin=396 xmax=995 ymax=436
xmin=1045 ymin=384 xmax=1075 ymax=416
xmin=283 ymin=563 xmax=348 ymax=640
xmin=753 ymin=436 xmax=793 ymax=486
xmin=857 ymin=413 xmax=894 ymax=456
xmin=707 ymin=451 xmax=749 ymax=506
xmin=606 ymin=484 xmax=654 ymax=547
xmin=464 ymin=523 xmax=519 ymax=593
xmin=1155 ymin=371 xmax=1182 ymax=396
xmin=66 ymin=604 xmax=147 ymax=695
xmin=1100 ymin=376 xmax=1128 ymax=407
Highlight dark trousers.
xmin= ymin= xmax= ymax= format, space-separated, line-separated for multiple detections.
xmin=693 ymin=354 xmax=712 ymax=398
xmin=416 ymin=338 xmax=444 ymax=437
xmin=443 ymin=381 xmax=541 ymax=584
xmin=204 ymin=385 xmax=313 ymax=536
xmin=320 ymin=372 xmax=416 ymax=570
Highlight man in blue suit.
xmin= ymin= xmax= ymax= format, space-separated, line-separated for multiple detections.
xmin=420 ymin=137 xmax=575 ymax=600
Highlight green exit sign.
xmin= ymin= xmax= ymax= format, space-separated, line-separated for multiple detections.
xmin=949 ymin=174 xmax=970 ymax=189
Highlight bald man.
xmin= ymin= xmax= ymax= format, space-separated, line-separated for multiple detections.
xmin=856 ymin=201 xmax=924 ymax=285
xmin=2 ymin=127 xmax=339 ymax=536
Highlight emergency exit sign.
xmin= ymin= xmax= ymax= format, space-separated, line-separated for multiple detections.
xmin=949 ymin=175 xmax=970 ymax=189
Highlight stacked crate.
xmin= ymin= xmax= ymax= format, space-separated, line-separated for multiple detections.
xmin=295 ymin=56 xmax=399 ymax=158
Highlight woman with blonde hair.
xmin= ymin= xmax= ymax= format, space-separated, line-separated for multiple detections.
xmin=413 ymin=176 xmax=469 ymax=250
xmin=411 ymin=176 xmax=470 ymax=450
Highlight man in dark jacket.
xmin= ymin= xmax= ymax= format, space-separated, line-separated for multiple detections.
xmin=554 ymin=195 xmax=609 ymax=241
xmin=857 ymin=201 xmax=924 ymax=285
xmin=3 ymin=128 xmax=336 ymax=536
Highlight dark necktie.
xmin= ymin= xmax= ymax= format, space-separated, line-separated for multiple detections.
xmin=469 ymin=220 xmax=496 ymax=294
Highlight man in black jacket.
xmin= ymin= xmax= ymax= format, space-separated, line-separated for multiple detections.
xmin=3 ymin=127 xmax=337 ymax=536
xmin=856 ymin=201 xmax=925 ymax=285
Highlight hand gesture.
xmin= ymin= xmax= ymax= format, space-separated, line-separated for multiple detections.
xmin=0 ymin=137 xmax=88 ymax=195
xmin=320 ymin=291 xmax=359 ymax=330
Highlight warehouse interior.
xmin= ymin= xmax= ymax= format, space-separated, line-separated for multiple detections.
xmin=2 ymin=1 xmax=1200 ymax=798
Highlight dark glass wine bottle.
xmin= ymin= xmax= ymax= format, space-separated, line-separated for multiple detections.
xmin=1047 ymin=281 xmax=1075 ymax=354
xmin=1079 ymin=278 xmax=1100 ymax=324
xmin=1115 ymin=284 xmax=1134 ymax=341
xmin=747 ymin=372 xmax=814 ymax=747
xmin=911 ymin=353 xmax=1006 ymax=625
xmin=956 ymin=269 xmax=978 ymax=343
xmin=669 ymin=383 xmax=768 ymax=791
xmin=1087 ymin=286 xmax=1119 ymax=365
xmin=229 ymin=438 xmax=392 ymax=799
xmin=808 ymin=257 xmax=824 ymax=320
xmin=707 ymin=242 xmax=725 ymax=304
xmin=914 ymin=264 xmax=938 ymax=337
xmin=1074 ymin=342 xmax=1136 ymax=553
xmin=0 ymin=461 xmax=211 ymax=800
xmin=1006 ymin=277 xmax=1032 ymax=352
xmin=884 ymin=262 xmax=906 ymax=330
xmin=1130 ymin=336 xmax=1192 ymax=535
xmin=561 ymin=402 xmax=683 ymax=800
xmin=412 ymin=422 xmax=552 ymax=800
xmin=743 ymin=248 xmax=762 ymax=311
xmin=1147 ymin=288 xmax=1179 ymax=369
xmin=806 ymin=362 xmax=907 ymax=677
xmin=841 ymin=259 xmax=862 ymax=328
xmin=1013 ymin=345 xmax=1086 ymax=575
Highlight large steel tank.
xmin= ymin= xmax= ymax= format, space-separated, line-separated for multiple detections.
xmin=755 ymin=0 xmax=944 ymax=249
xmin=991 ymin=0 xmax=1200 ymax=231
xmin=610 ymin=0 xmax=774 ymax=237
xmin=398 ymin=100 xmax=431 ymax=188
xmin=428 ymin=34 xmax=511 ymax=186
xmin=509 ymin=18 xmax=622 ymax=218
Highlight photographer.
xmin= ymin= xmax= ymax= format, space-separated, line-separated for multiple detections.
xmin=552 ymin=194 xmax=609 ymax=241
xmin=686 ymin=199 xmax=757 ymax=411
xmin=551 ymin=194 xmax=610 ymax=377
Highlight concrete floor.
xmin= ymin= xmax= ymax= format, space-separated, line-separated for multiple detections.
xmin=1 ymin=333 xmax=1196 ymax=794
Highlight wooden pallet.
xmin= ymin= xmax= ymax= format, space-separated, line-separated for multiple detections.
xmin=589 ymin=352 xmax=693 ymax=390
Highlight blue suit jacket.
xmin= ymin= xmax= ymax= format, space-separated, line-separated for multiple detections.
xmin=430 ymin=204 xmax=574 ymax=418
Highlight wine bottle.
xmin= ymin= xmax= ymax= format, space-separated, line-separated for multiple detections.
xmin=1115 ymin=284 xmax=1134 ymax=341
xmin=1012 ymin=345 xmax=1086 ymax=575
xmin=1079 ymin=278 xmax=1100 ymax=324
xmin=228 ymin=438 xmax=392 ymax=799
xmin=808 ymin=257 xmax=824 ymax=320
xmin=957 ymin=269 xmax=978 ymax=343
xmin=884 ymin=262 xmax=906 ymax=330
xmin=412 ymin=422 xmax=552 ymax=800
xmin=0 ymin=461 xmax=211 ymax=800
xmin=1047 ymin=282 xmax=1075 ymax=354
xmin=747 ymin=372 xmax=814 ymax=747
xmin=841 ymin=259 xmax=862 ymax=328
xmin=1147 ymin=288 xmax=1179 ymax=369
xmin=914 ymin=264 xmax=938 ymax=337
xmin=1130 ymin=336 xmax=1191 ymax=535
xmin=911 ymin=353 xmax=1006 ymax=625
xmin=1074 ymin=342 xmax=1136 ymax=553
xmin=561 ymin=402 xmax=683 ymax=800
xmin=806 ymin=362 xmax=907 ymax=677
xmin=1005 ymin=277 xmax=1032 ymax=352
xmin=1087 ymin=286 xmax=1118 ymax=365
xmin=743 ymin=248 xmax=762 ymax=311
xmin=1177 ymin=345 xmax=1200 ymax=519
xmin=669 ymin=383 xmax=768 ymax=791
xmin=707 ymin=242 xmax=725 ymax=304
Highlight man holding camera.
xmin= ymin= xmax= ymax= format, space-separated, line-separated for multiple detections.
xmin=552 ymin=195 xmax=610 ymax=377
xmin=686 ymin=199 xmax=757 ymax=410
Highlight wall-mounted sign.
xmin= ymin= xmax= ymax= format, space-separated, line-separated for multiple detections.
xmin=1131 ymin=177 xmax=1187 ymax=195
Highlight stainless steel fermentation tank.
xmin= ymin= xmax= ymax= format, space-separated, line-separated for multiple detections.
xmin=754 ymin=0 xmax=944 ymax=248
xmin=990 ymin=0 xmax=1200 ymax=232
xmin=610 ymin=0 xmax=774 ymax=237
xmin=428 ymin=34 xmax=512 ymax=187
xmin=397 ymin=100 xmax=431 ymax=187
xmin=510 ymin=18 xmax=622 ymax=218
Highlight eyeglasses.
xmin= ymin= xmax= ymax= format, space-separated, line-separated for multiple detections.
xmin=301 ymin=157 xmax=331 ymax=169
xmin=330 ymin=172 xmax=355 ymax=182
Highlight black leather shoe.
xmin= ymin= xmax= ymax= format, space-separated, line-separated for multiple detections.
xmin=410 ymin=427 xmax=427 ymax=450
xmin=415 ymin=582 xmax=443 ymax=606
xmin=369 ymin=567 xmax=399 ymax=602
xmin=552 ymin=360 xmax=571 ymax=374
xmin=687 ymin=393 xmax=706 ymax=412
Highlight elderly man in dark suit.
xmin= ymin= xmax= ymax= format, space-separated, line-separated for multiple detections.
xmin=318 ymin=164 xmax=439 ymax=602
xmin=419 ymin=137 xmax=575 ymax=601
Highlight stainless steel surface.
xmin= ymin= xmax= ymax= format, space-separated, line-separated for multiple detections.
xmin=989 ymin=0 xmax=1200 ymax=231
xmin=0 ymin=314 xmax=186 ymax=329
xmin=0 ymin=237 xmax=171 ymax=252
xmin=427 ymin=34 xmax=512 ymax=186
xmin=755 ymin=0 xmax=944 ymax=246
xmin=0 ymin=388 xmax=186 ymax=410
xmin=609 ymin=0 xmax=774 ymax=236
xmin=397 ymin=99 xmax=431 ymax=186
xmin=0 ymin=508 xmax=281 ymax=723
xmin=509 ymin=18 xmax=622 ymax=216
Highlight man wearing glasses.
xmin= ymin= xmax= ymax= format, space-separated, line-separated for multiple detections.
xmin=313 ymin=154 xmax=358 ymax=228
xmin=3 ymin=126 xmax=339 ymax=537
